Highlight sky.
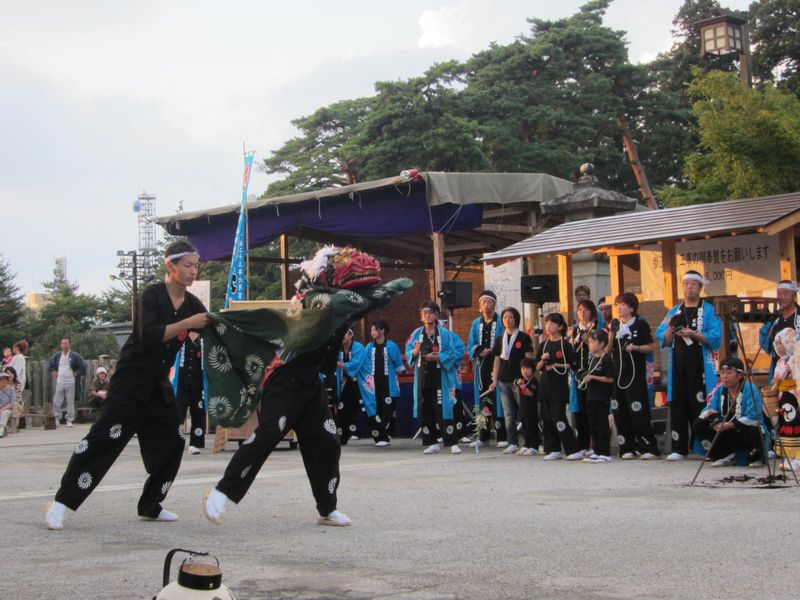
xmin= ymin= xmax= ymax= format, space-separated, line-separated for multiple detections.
xmin=0 ymin=0 xmax=751 ymax=298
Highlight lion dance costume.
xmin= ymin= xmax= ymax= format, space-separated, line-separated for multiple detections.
xmin=202 ymin=247 xmax=411 ymax=525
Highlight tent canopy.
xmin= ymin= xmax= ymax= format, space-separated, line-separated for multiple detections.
xmin=155 ymin=172 xmax=573 ymax=264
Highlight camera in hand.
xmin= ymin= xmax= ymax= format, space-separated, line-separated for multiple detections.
xmin=542 ymin=355 xmax=556 ymax=366
xmin=668 ymin=313 xmax=685 ymax=331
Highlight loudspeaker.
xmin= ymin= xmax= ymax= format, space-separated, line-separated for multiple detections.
xmin=520 ymin=275 xmax=559 ymax=304
xmin=438 ymin=280 xmax=472 ymax=309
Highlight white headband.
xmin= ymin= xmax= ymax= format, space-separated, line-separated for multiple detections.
xmin=682 ymin=273 xmax=707 ymax=285
xmin=479 ymin=294 xmax=496 ymax=305
xmin=777 ymin=282 xmax=798 ymax=292
xmin=166 ymin=251 xmax=199 ymax=263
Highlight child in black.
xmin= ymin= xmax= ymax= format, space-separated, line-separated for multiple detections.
xmin=515 ymin=357 xmax=540 ymax=455
xmin=579 ymin=330 xmax=614 ymax=462
xmin=535 ymin=313 xmax=582 ymax=461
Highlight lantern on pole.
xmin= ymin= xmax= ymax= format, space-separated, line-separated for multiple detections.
xmin=696 ymin=12 xmax=752 ymax=89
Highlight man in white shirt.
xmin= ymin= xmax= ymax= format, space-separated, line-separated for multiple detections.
xmin=47 ymin=338 xmax=86 ymax=427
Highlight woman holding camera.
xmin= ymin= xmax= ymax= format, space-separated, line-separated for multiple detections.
xmin=610 ymin=292 xmax=661 ymax=460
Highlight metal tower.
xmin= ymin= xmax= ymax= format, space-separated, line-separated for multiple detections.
xmin=134 ymin=191 xmax=159 ymax=280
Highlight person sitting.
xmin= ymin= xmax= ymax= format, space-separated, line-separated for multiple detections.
xmin=692 ymin=357 xmax=764 ymax=467
xmin=88 ymin=367 xmax=110 ymax=410
xmin=0 ymin=370 xmax=15 ymax=437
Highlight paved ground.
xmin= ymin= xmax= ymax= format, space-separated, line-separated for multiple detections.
xmin=2 ymin=424 xmax=799 ymax=599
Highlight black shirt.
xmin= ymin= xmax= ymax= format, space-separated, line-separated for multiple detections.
xmin=178 ymin=336 xmax=203 ymax=390
xmin=673 ymin=304 xmax=703 ymax=372
xmin=492 ymin=330 xmax=534 ymax=383
xmin=111 ymin=282 xmax=206 ymax=403
xmin=534 ymin=338 xmax=575 ymax=395
xmin=612 ymin=317 xmax=652 ymax=384
xmin=586 ymin=353 xmax=613 ymax=403
xmin=517 ymin=376 xmax=539 ymax=417
xmin=419 ymin=327 xmax=441 ymax=389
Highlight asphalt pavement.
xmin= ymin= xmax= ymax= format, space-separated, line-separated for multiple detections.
xmin=2 ymin=424 xmax=798 ymax=599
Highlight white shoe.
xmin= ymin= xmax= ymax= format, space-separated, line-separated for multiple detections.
xmin=0 ymin=425 xmax=5 ymax=438
xmin=748 ymin=460 xmax=764 ymax=468
xmin=375 ymin=441 xmax=390 ymax=447
xmin=524 ymin=448 xmax=539 ymax=456
xmin=496 ymin=441 xmax=509 ymax=448
xmin=502 ymin=444 xmax=519 ymax=455
xmin=450 ymin=445 xmax=462 ymax=454
xmin=349 ymin=435 xmax=359 ymax=441
xmin=318 ymin=510 xmax=352 ymax=526
xmin=640 ymin=452 xmax=658 ymax=460
xmin=45 ymin=502 xmax=65 ymax=530
xmin=516 ymin=446 xmax=529 ymax=455
xmin=66 ymin=421 xmax=74 ymax=428
xmin=423 ymin=444 xmax=441 ymax=454
xmin=621 ymin=452 xmax=636 ymax=460
xmin=459 ymin=436 xmax=471 ymax=444
xmin=542 ymin=451 xmax=563 ymax=461
xmin=188 ymin=446 xmax=201 ymax=455
xmin=203 ymin=488 xmax=227 ymax=525
xmin=139 ymin=508 xmax=178 ymax=522
xmin=583 ymin=449 xmax=595 ymax=457
xmin=767 ymin=450 xmax=777 ymax=459
xmin=711 ymin=453 xmax=735 ymax=467
xmin=666 ymin=452 xmax=685 ymax=461
xmin=586 ymin=455 xmax=612 ymax=463
xmin=468 ymin=439 xmax=483 ymax=448
xmin=437 ymin=437 xmax=443 ymax=443
xmin=565 ymin=451 xmax=584 ymax=461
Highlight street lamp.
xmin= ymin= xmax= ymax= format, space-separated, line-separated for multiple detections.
xmin=110 ymin=249 xmax=161 ymax=321
xmin=696 ymin=12 xmax=752 ymax=89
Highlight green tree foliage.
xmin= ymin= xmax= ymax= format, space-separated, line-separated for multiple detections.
xmin=27 ymin=267 xmax=119 ymax=360
xmin=262 ymin=97 xmax=375 ymax=197
xmin=0 ymin=255 xmax=26 ymax=348
xmin=462 ymin=1 xmax=649 ymax=193
xmin=351 ymin=60 xmax=490 ymax=180
xmin=660 ymin=69 xmax=800 ymax=204
xmin=751 ymin=0 xmax=800 ymax=96
xmin=98 ymin=287 xmax=135 ymax=323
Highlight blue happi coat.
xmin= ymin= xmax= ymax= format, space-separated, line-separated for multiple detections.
xmin=468 ymin=314 xmax=503 ymax=418
xmin=405 ymin=326 xmax=464 ymax=420
xmin=702 ymin=380 xmax=770 ymax=451
xmin=656 ymin=300 xmax=722 ymax=404
xmin=364 ymin=339 xmax=405 ymax=398
xmin=335 ymin=341 xmax=379 ymax=417
xmin=758 ymin=305 xmax=800 ymax=384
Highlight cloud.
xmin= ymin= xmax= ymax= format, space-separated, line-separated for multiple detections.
xmin=418 ymin=1 xmax=500 ymax=50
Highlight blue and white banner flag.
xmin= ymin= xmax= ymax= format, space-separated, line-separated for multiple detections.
xmin=224 ymin=150 xmax=256 ymax=308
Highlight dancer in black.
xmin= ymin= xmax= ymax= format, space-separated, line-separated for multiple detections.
xmin=45 ymin=241 xmax=208 ymax=530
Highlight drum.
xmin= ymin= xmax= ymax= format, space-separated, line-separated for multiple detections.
xmin=776 ymin=391 xmax=800 ymax=458
xmin=761 ymin=386 xmax=780 ymax=418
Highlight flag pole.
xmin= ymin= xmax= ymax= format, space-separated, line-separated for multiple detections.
xmin=244 ymin=142 xmax=250 ymax=301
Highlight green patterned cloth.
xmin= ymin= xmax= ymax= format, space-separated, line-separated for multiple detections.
xmin=201 ymin=278 xmax=412 ymax=428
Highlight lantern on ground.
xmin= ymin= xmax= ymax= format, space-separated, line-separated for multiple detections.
xmin=154 ymin=548 xmax=236 ymax=600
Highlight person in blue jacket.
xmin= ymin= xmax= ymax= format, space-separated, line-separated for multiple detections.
xmin=692 ymin=356 xmax=766 ymax=467
xmin=467 ymin=290 xmax=506 ymax=448
xmin=405 ymin=301 xmax=465 ymax=455
xmin=364 ymin=320 xmax=405 ymax=445
xmin=656 ymin=270 xmax=722 ymax=461
xmin=758 ymin=280 xmax=800 ymax=384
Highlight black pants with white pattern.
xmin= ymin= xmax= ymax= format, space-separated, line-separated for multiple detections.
xmin=612 ymin=380 xmax=660 ymax=456
xmin=177 ymin=384 xmax=206 ymax=448
xmin=54 ymin=383 xmax=185 ymax=518
xmin=692 ymin=417 xmax=761 ymax=461
xmin=420 ymin=386 xmax=463 ymax=447
xmin=540 ymin=393 xmax=579 ymax=455
xmin=669 ymin=359 xmax=706 ymax=455
xmin=215 ymin=366 xmax=341 ymax=516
